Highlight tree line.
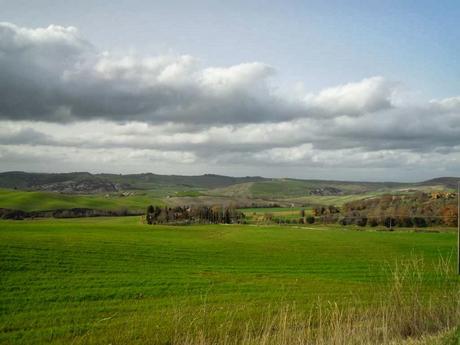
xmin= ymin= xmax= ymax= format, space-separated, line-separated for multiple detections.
xmin=0 ymin=207 xmax=141 ymax=220
xmin=145 ymin=205 xmax=245 ymax=225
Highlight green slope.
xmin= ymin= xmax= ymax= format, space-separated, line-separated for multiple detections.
xmin=207 ymin=179 xmax=417 ymax=199
xmin=249 ymin=179 xmax=408 ymax=198
xmin=0 ymin=188 xmax=163 ymax=212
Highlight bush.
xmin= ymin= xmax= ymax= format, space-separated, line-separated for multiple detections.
xmin=356 ymin=217 xmax=368 ymax=227
xmin=369 ymin=219 xmax=379 ymax=227
xmin=147 ymin=205 xmax=154 ymax=214
xmin=413 ymin=217 xmax=427 ymax=227
xmin=398 ymin=217 xmax=413 ymax=227
xmin=340 ymin=217 xmax=353 ymax=226
xmin=384 ymin=217 xmax=396 ymax=229
xmin=2 ymin=209 xmax=26 ymax=220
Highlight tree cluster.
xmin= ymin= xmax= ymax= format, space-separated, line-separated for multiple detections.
xmin=339 ymin=192 xmax=458 ymax=228
xmin=145 ymin=205 xmax=245 ymax=225
xmin=0 ymin=207 xmax=139 ymax=220
xmin=312 ymin=205 xmax=341 ymax=223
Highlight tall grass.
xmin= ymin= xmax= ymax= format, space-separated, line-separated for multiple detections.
xmin=73 ymin=256 xmax=460 ymax=345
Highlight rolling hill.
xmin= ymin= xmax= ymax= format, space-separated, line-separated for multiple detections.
xmin=0 ymin=171 xmax=458 ymax=213
xmin=2 ymin=171 xmax=457 ymax=195
xmin=0 ymin=171 xmax=266 ymax=194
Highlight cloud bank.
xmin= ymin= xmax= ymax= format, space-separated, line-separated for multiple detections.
xmin=0 ymin=22 xmax=459 ymax=180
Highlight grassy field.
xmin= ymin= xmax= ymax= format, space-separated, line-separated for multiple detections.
xmin=0 ymin=217 xmax=459 ymax=344
xmin=284 ymin=193 xmax=385 ymax=206
xmin=0 ymin=189 xmax=163 ymax=212
xmin=207 ymin=182 xmax=393 ymax=208
xmin=205 ymin=180 xmax=385 ymax=199
xmin=248 ymin=179 xmax=406 ymax=198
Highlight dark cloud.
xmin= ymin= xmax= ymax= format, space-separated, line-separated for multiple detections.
xmin=0 ymin=127 xmax=54 ymax=145
xmin=0 ymin=22 xmax=394 ymax=125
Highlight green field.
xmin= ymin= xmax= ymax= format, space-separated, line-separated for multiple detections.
xmin=1 ymin=218 xmax=459 ymax=344
xmin=285 ymin=192 xmax=385 ymax=206
xmin=0 ymin=189 xmax=163 ymax=212
xmin=248 ymin=179 xmax=404 ymax=198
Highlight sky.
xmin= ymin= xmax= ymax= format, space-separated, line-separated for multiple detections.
xmin=0 ymin=0 xmax=459 ymax=181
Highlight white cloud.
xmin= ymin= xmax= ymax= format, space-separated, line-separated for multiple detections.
xmin=430 ymin=96 xmax=460 ymax=112
xmin=200 ymin=62 xmax=275 ymax=93
xmin=304 ymin=76 xmax=396 ymax=116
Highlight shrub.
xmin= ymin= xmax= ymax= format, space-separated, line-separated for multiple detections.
xmin=384 ymin=217 xmax=396 ymax=229
xmin=369 ymin=219 xmax=379 ymax=227
xmin=356 ymin=217 xmax=368 ymax=227
xmin=413 ymin=217 xmax=427 ymax=227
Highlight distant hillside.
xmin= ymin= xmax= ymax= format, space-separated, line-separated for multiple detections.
xmin=418 ymin=177 xmax=460 ymax=190
xmin=98 ymin=173 xmax=266 ymax=190
xmin=0 ymin=172 xmax=119 ymax=193
xmin=206 ymin=178 xmax=410 ymax=199
xmin=0 ymin=171 xmax=457 ymax=197
xmin=248 ymin=179 xmax=408 ymax=197
xmin=0 ymin=171 xmax=266 ymax=194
